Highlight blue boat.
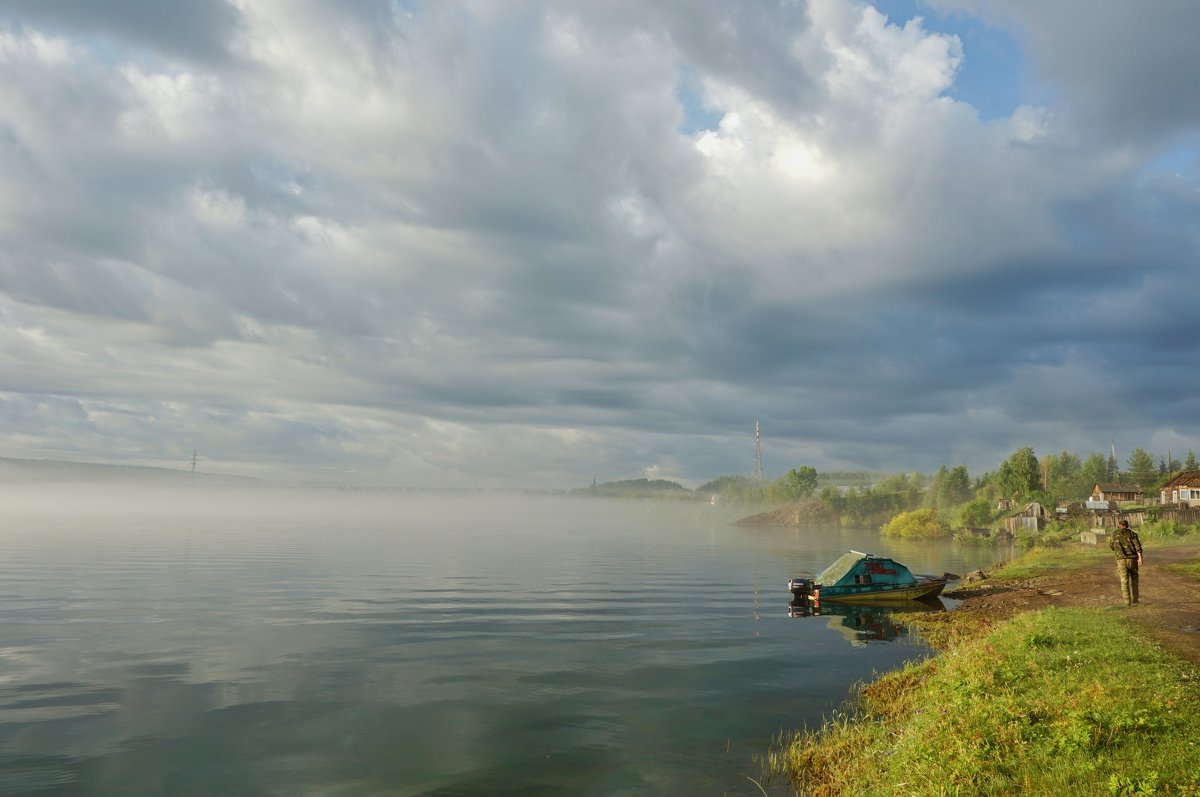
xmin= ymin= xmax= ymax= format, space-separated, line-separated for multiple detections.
xmin=788 ymin=550 xmax=949 ymax=603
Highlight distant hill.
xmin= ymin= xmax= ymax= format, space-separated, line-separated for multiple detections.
xmin=0 ymin=456 xmax=257 ymax=486
xmin=572 ymin=478 xmax=692 ymax=499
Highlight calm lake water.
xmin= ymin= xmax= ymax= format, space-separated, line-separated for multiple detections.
xmin=0 ymin=489 xmax=1005 ymax=796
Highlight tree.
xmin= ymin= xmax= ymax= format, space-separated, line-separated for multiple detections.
xmin=959 ymin=496 xmax=994 ymax=528
xmin=1044 ymin=450 xmax=1085 ymax=501
xmin=697 ymin=475 xmax=752 ymax=495
xmin=995 ymin=447 xmax=1041 ymax=501
xmin=779 ymin=466 xmax=818 ymax=501
xmin=874 ymin=474 xmax=903 ymax=493
xmin=927 ymin=464 xmax=971 ymax=508
xmin=1126 ymin=448 xmax=1156 ymax=486
xmin=948 ymin=465 xmax=971 ymax=504
xmin=818 ymin=485 xmax=844 ymax=512
xmin=1082 ymin=453 xmax=1108 ymax=491
xmin=924 ymin=466 xmax=947 ymax=507
xmin=1188 ymin=451 xmax=1199 ymax=471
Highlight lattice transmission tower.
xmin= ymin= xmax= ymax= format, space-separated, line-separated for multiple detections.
xmin=752 ymin=419 xmax=764 ymax=482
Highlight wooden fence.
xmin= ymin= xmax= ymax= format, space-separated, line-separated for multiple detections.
xmin=1090 ymin=507 xmax=1200 ymax=528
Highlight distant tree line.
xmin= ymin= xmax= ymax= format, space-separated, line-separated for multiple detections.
xmin=579 ymin=444 xmax=1199 ymax=535
xmin=572 ymin=478 xmax=693 ymax=499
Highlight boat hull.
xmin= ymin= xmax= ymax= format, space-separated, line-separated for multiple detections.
xmin=813 ymin=577 xmax=947 ymax=603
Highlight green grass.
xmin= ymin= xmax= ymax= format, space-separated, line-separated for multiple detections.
xmin=763 ymin=608 xmax=1200 ymax=796
xmin=1141 ymin=520 xmax=1200 ymax=541
xmin=950 ymin=531 xmax=1200 ymax=584
xmin=988 ymin=546 xmax=1111 ymax=581
xmin=1165 ymin=556 xmax=1200 ymax=582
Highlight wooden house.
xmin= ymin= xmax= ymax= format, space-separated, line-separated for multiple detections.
xmin=1089 ymin=483 xmax=1143 ymax=505
xmin=1159 ymin=470 xmax=1200 ymax=507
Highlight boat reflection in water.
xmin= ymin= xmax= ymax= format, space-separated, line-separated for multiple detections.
xmin=788 ymin=597 xmax=945 ymax=645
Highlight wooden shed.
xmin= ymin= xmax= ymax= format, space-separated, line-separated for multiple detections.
xmin=1004 ymin=501 xmax=1050 ymax=534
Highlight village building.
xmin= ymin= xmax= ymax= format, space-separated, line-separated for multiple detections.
xmin=1159 ymin=470 xmax=1200 ymax=507
xmin=1089 ymin=482 xmax=1143 ymax=506
xmin=1004 ymin=501 xmax=1050 ymax=534
xmin=1055 ymin=501 xmax=1094 ymax=519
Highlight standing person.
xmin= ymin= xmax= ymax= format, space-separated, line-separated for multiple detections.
xmin=1108 ymin=519 xmax=1143 ymax=606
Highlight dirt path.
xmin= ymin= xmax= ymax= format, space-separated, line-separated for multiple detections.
xmin=946 ymin=542 xmax=1200 ymax=665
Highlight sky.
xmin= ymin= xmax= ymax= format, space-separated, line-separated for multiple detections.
xmin=1 ymin=0 xmax=1198 ymax=488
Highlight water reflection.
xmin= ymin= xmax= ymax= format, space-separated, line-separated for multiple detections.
xmin=0 ymin=490 xmax=1002 ymax=796
xmin=788 ymin=598 xmax=945 ymax=645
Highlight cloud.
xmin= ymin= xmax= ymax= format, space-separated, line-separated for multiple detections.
xmin=0 ymin=0 xmax=243 ymax=65
xmin=0 ymin=0 xmax=1197 ymax=486
xmin=928 ymin=0 xmax=1200 ymax=141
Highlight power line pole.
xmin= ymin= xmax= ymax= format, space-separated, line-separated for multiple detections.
xmin=752 ymin=419 xmax=764 ymax=483
xmin=191 ymin=450 xmax=198 ymax=481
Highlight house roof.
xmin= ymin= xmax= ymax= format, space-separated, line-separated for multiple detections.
xmin=1092 ymin=483 xmax=1143 ymax=493
xmin=1160 ymin=470 xmax=1200 ymax=489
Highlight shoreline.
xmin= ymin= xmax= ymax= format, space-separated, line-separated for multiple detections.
xmin=764 ymin=540 xmax=1200 ymax=796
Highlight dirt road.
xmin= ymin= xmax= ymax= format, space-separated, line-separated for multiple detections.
xmin=945 ymin=542 xmax=1200 ymax=665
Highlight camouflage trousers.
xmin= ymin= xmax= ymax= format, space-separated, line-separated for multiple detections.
xmin=1116 ymin=557 xmax=1139 ymax=605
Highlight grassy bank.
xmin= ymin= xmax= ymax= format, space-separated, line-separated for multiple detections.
xmin=763 ymin=542 xmax=1200 ymax=796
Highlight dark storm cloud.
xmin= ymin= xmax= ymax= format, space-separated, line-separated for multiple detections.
xmin=0 ymin=0 xmax=243 ymax=65
xmin=1018 ymin=2 xmax=1200 ymax=140
xmin=931 ymin=0 xmax=1200 ymax=140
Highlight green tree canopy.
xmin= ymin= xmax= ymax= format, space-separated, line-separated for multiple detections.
xmin=926 ymin=464 xmax=971 ymax=508
xmin=1044 ymin=450 xmax=1085 ymax=501
xmin=1126 ymin=447 xmax=1156 ymax=486
xmin=1082 ymin=453 xmax=1108 ymax=491
xmin=958 ymin=495 xmax=995 ymax=528
xmin=696 ymin=475 xmax=753 ymax=495
xmin=995 ymin=446 xmax=1041 ymax=500
xmin=778 ymin=466 xmax=819 ymax=502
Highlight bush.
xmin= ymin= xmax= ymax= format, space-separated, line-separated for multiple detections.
xmin=1139 ymin=520 xmax=1195 ymax=539
xmin=881 ymin=508 xmax=949 ymax=538
xmin=957 ymin=495 xmax=995 ymax=529
xmin=953 ymin=529 xmax=992 ymax=544
xmin=1014 ymin=522 xmax=1078 ymax=548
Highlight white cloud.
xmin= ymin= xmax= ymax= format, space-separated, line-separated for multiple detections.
xmin=0 ymin=0 xmax=1197 ymax=485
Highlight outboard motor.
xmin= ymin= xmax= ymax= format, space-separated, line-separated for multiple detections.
xmin=788 ymin=578 xmax=814 ymax=600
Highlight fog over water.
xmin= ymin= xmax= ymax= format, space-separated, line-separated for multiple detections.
xmin=0 ymin=486 xmax=1001 ymax=796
